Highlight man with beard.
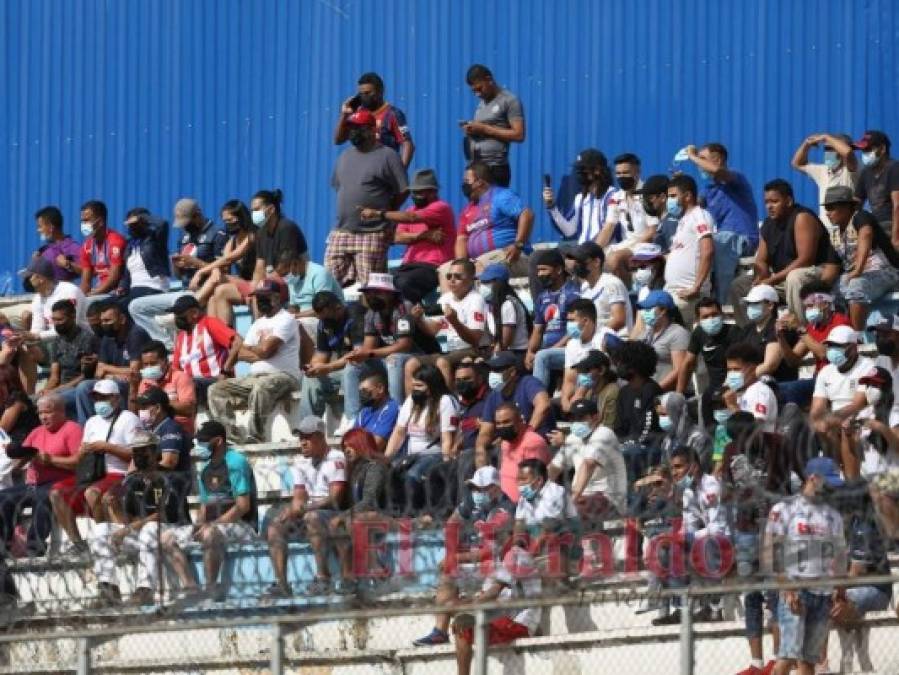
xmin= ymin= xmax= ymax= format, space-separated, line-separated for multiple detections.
xmin=41 ymin=300 xmax=99 ymax=419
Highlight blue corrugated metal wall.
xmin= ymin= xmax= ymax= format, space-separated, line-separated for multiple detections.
xmin=2 ymin=0 xmax=897 ymax=287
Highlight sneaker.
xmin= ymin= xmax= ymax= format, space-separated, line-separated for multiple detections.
xmin=692 ymin=606 xmax=724 ymax=623
xmin=127 ymin=588 xmax=156 ymax=607
xmin=734 ymin=666 xmax=763 ymax=675
xmin=651 ymin=609 xmax=681 ymax=626
xmin=263 ymin=583 xmax=293 ymax=599
xmin=306 ymin=577 xmax=331 ymax=596
xmin=412 ymin=628 xmax=449 ymax=647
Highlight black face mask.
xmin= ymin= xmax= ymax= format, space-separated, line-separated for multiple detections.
xmin=411 ymin=194 xmax=430 ymax=208
xmin=99 ymin=324 xmax=117 ymax=338
xmin=367 ymin=297 xmax=386 ymax=312
xmin=128 ymin=223 xmax=146 ymax=239
xmin=358 ymin=93 xmax=379 ymax=111
xmin=642 ymin=197 xmax=660 ymax=217
xmin=255 ymin=297 xmax=274 ymax=315
xmin=174 ymin=316 xmax=191 ymax=331
xmin=410 ymin=390 xmax=428 ymax=405
xmin=56 ymin=323 xmax=76 ymax=338
xmin=461 ymin=183 xmax=475 ymax=200
xmin=618 ymin=176 xmax=637 ymax=192
xmin=456 ymin=380 xmax=477 ymax=400
xmin=575 ymin=167 xmax=592 ymax=187
xmin=359 ymin=391 xmax=375 ymax=408
xmin=348 ymin=129 xmax=369 ymax=148
xmin=574 ymin=263 xmax=589 ymax=278
xmin=876 ymin=337 xmax=896 ymax=357
xmin=496 ymin=425 xmax=517 ymax=441
xmin=225 ymin=222 xmax=241 ymax=235
xmin=536 ymin=274 xmax=554 ymax=289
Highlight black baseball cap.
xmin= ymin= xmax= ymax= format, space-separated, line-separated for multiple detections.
xmin=135 ymin=387 xmax=168 ymax=408
xmin=854 ymin=130 xmax=890 ymax=151
xmin=565 ymin=241 xmax=605 ymax=263
xmin=569 ymin=399 xmax=598 ymax=418
xmin=573 ymin=350 xmax=610 ymax=372
xmin=635 ymin=174 xmax=670 ymax=196
xmin=485 ymin=351 xmax=521 ymax=371
xmin=196 ymin=420 xmax=227 ymax=442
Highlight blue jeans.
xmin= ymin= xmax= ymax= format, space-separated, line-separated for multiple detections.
xmin=129 ymin=290 xmax=191 ymax=346
xmin=621 ymin=442 xmax=660 ymax=487
xmin=75 ymin=379 xmax=129 ymax=425
xmin=55 ymin=387 xmax=79 ymax=420
xmin=777 ymin=590 xmax=832 ymax=663
xmin=712 ymin=231 xmax=753 ymax=306
xmin=299 ymin=370 xmax=348 ymax=420
xmin=839 ymin=267 xmax=899 ymax=305
xmin=778 ymin=378 xmax=816 ymax=408
xmin=533 ymin=347 xmax=565 ymax=387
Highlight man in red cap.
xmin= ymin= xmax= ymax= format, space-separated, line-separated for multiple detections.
xmin=853 ymin=130 xmax=899 ymax=248
xmin=325 ymin=109 xmax=408 ymax=289
xmin=206 ymin=278 xmax=300 ymax=443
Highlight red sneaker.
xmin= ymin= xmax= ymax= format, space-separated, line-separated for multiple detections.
xmin=761 ymin=661 xmax=777 ymax=675
xmin=735 ymin=666 xmax=763 ymax=675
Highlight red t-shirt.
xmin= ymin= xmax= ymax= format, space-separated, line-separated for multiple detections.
xmin=139 ymin=369 xmax=197 ymax=435
xmin=79 ymin=230 xmax=127 ymax=287
xmin=499 ymin=429 xmax=551 ymax=502
xmin=172 ymin=315 xmax=236 ymax=379
xmin=807 ymin=312 xmax=851 ymax=372
xmin=24 ymin=420 xmax=82 ymax=485
xmin=398 ymin=200 xmax=457 ymax=267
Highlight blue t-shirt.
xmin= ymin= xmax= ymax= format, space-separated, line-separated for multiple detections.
xmin=354 ymin=398 xmax=400 ymax=441
xmin=700 ymin=171 xmax=759 ymax=245
xmin=154 ymin=416 xmax=192 ymax=473
xmin=533 ymin=279 xmax=581 ymax=348
xmin=465 ymin=187 xmax=531 ymax=258
xmin=198 ymin=448 xmax=258 ymax=527
xmin=481 ymin=375 xmax=554 ymax=435
xmin=287 ymin=261 xmax=345 ymax=310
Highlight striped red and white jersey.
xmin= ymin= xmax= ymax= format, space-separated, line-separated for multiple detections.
xmin=172 ymin=315 xmax=236 ymax=378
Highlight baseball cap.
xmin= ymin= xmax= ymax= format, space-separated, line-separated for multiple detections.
xmin=129 ymin=430 xmax=160 ymax=449
xmin=573 ymin=350 xmax=610 ymax=372
xmin=573 ymin=148 xmax=606 ymax=169
xmin=853 ymin=130 xmax=890 ymax=151
xmin=92 ymin=380 xmax=120 ymax=396
xmin=859 ymin=366 xmax=891 ymax=388
xmin=360 ymin=272 xmax=401 ymax=294
xmin=347 ymin=109 xmax=376 ymax=127
xmin=136 ymin=387 xmax=169 ymax=408
xmin=293 ymin=415 xmax=326 ymax=436
xmin=479 ymin=263 xmax=510 ymax=283
xmin=743 ymin=284 xmax=779 ymax=304
xmin=822 ymin=185 xmax=858 ymax=207
xmin=805 ymin=456 xmax=844 ymax=488
xmin=566 ymin=241 xmax=605 ymax=263
xmin=466 ymin=466 xmax=501 ymax=489
xmin=173 ymin=198 xmax=201 ymax=228
xmin=866 ymin=311 xmax=899 ymax=332
xmin=825 ymin=325 xmax=858 ymax=345
xmin=569 ymin=399 xmax=598 ymax=418
xmin=485 ymin=351 xmax=521 ymax=371
xmin=250 ymin=277 xmax=289 ymax=303
xmin=168 ymin=294 xmax=201 ymax=314
xmin=196 ymin=420 xmax=226 ymax=442
xmin=630 ymin=243 xmax=664 ymax=263
xmin=532 ymin=248 xmax=565 ymax=269
xmin=636 ymin=289 xmax=675 ymax=310
xmin=20 ymin=257 xmax=55 ymax=280
xmin=635 ymin=174 xmax=670 ymax=196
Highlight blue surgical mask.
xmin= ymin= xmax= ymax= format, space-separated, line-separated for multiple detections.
xmin=519 ymin=482 xmax=538 ymax=502
xmin=488 ymin=372 xmax=505 ymax=389
xmin=251 ymin=209 xmax=267 ymax=225
xmin=576 ymin=373 xmax=594 ymax=389
xmin=641 ymin=308 xmax=658 ymax=327
xmin=192 ymin=441 xmax=212 ymax=461
xmin=804 ymin=307 xmax=822 ymax=325
xmin=284 ymin=273 xmax=298 ymax=285
xmin=80 ymin=221 xmax=94 ymax=238
xmin=666 ymin=197 xmax=683 ymax=218
xmin=94 ymin=400 xmax=115 ymax=418
xmin=471 ymin=491 xmax=492 ymax=510
xmin=571 ymin=421 xmax=592 ymax=439
xmin=658 ymin=415 xmax=673 ymax=431
xmin=39 ymin=233 xmax=52 ymax=243
xmin=746 ymin=304 xmax=764 ymax=322
xmin=140 ymin=365 xmax=164 ymax=381
xmin=699 ymin=169 xmax=711 ymax=182
xmin=826 ymin=347 xmax=848 ymax=368
xmin=713 ymin=409 xmax=732 ymax=425
xmin=862 ymin=150 xmax=878 ymax=167
xmin=676 ymin=474 xmax=693 ymax=490
xmin=823 ymin=151 xmax=839 ymax=169
xmin=726 ymin=370 xmax=745 ymax=392
xmin=566 ymin=321 xmax=582 ymax=339
xmin=479 ymin=285 xmax=492 ymax=302
xmin=700 ymin=316 xmax=723 ymax=336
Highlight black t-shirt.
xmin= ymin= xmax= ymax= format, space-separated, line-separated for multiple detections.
xmin=363 ymin=300 xmax=441 ymax=354
xmin=734 ymin=319 xmax=798 ymax=382
xmin=122 ymin=471 xmax=191 ymax=525
xmin=687 ymin=323 xmax=741 ymax=391
xmin=856 ymin=159 xmax=899 ymax=223
xmin=99 ymin=322 xmax=150 ymax=367
xmin=255 ymin=215 xmax=309 ymax=267
xmin=614 ymin=380 xmax=662 ymax=444
xmin=759 ymin=205 xmax=837 ymax=274
xmin=316 ymin=302 xmax=366 ymax=357
xmin=2 ymin=392 xmax=39 ymax=449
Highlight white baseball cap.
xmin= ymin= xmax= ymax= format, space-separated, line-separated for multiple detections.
xmin=743 ymin=284 xmax=779 ymax=304
xmin=466 ymin=466 xmax=501 ymax=489
xmin=92 ymin=380 xmax=120 ymax=396
xmin=825 ymin=325 xmax=858 ymax=345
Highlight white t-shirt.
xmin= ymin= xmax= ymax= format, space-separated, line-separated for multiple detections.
xmin=800 ymin=163 xmax=857 ymax=225
xmin=29 ymin=281 xmax=88 ymax=339
xmin=489 ymin=546 xmax=543 ymax=633
xmin=664 ymin=206 xmax=715 ymax=293
xmin=397 ymin=394 xmax=459 ymax=455
xmin=244 ymin=309 xmax=301 ymax=380
xmin=291 ymin=449 xmax=347 ymax=499
xmin=438 ymin=290 xmax=490 ymax=351
xmin=515 ymin=479 xmax=577 ymax=528
xmin=82 ymin=409 xmax=141 ymax=474
xmin=581 ymin=274 xmax=633 ymax=333
xmin=766 ymin=495 xmax=845 ymax=587
xmin=875 ymin=355 xmax=899 ymax=427
xmin=564 ymin=326 xmax=615 ymax=369
xmin=486 ymin=297 xmax=529 ymax=351
xmin=605 ymin=187 xmax=659 ymax=248
xmin=126 ymin=248 xmax=169 ymax=291
xmin=682 ymin=473 xmax=730 ymax=538
xmin=550 ymin=426 xmax=627 ymax=512
xmin=738 ymin=380 xmax=779 ymax=433
xmin=813 ymin=357 xmax=876 ymax=412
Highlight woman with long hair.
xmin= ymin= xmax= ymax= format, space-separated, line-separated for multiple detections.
xmin=384 ymin=364 xmax=458 ymax=515
xmin=479 ymin=264 xmax=531 ymax=355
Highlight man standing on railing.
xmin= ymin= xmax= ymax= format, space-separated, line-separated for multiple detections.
xmin=763 ymin=457 xmax=847 ymax=675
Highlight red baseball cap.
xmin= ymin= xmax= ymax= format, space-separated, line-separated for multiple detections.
xmin=347 ymin=109 xmax=376 ymax=127
xmin=250 ymin=277 xmax=289 ymax=304
xmin=853 ymin=130 xmax=890 ymax=151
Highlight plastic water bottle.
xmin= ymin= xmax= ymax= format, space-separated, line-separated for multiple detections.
xmin=0 ymin=272 xmax=12 ymax=297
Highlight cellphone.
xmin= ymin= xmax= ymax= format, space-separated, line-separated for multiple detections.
xmin=543 ymin=174 xmax=552 ymax=188
xmin=349 ymin=94 xmax=362 ymax=108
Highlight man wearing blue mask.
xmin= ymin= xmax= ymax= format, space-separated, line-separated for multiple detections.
xmin=791 ymin=133 xmax=858 ymax=227
xmin=513 ymin=458 xmax=576 ymax=564
xmin=548 ymin=399 xmax=626 ymax=523
xmin=722 ymin=342 xmax=778 ymax=433
xmin=853 ymin=130 xmax=899 ymax=249
xmin=558 ymin=299 xmax=615 ymax=415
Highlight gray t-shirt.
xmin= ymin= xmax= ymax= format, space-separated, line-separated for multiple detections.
xmin=468 ymin=88 xmax=524 ymax=167
xmin=641 ymin=323 xmax=690 ymax=384
xmin=332 ymin=145 xmax=408 ymax=233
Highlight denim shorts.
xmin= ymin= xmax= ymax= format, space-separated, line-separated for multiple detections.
xmin=839 ymin=267 xmax=899 ymax=305
xmin=744 ymin=590 xmax=779 ymax=638
xmin=846 ymin=585 xmax=891 ymax=615
xmin=777 ymin=590 xmax=832 ymax=663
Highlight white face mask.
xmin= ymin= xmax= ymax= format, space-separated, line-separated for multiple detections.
xmin=634 ymin=268 xmax=653 ymax=286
